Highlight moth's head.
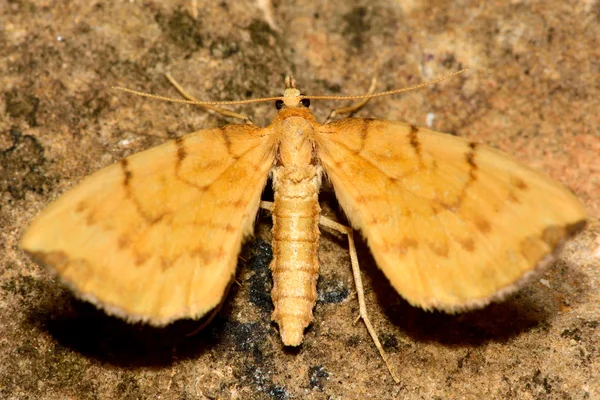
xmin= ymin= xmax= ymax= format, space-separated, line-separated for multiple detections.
xmin=276 ymin=76 xmax=310 ymax=110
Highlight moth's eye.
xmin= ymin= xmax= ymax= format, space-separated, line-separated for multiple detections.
xmin=301 ymin=98 xmax=310 ymax=108
xmin=275 ymin=100 xmax=284 ymax=110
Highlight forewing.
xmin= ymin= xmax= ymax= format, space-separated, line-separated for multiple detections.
xmin=314 ymin=118 xmax=586 ymax=311
xmin=22 ymin=124 xmax=275 ymax=324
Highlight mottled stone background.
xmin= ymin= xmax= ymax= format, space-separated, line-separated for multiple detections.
xmin=1 ymin=1 xmax=598 ymax=399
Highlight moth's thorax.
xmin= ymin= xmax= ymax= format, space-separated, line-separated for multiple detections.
xmin=272 ymin=107 xmax=320 ymax=167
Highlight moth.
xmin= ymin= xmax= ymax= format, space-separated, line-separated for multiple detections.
xmin=21 ymin=72 xmax=587 ymax=381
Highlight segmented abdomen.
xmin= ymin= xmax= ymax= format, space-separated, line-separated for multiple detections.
xmin=270 ymin=165 xmax=321 ymax=346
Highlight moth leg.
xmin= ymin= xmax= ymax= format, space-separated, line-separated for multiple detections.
xmin=324 ymin=77 xmax=377 ymax=124
xmin=165 ymin=73 xmax=254 ymax=124
xmin=318 ymin=215 xmax=400 ymax=384
xmin=190 ymin=0 xmax=198 ymax=19
xmin=260 ymin=200 xmax=273 ymax=211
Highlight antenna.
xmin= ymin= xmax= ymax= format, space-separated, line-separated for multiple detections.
xmin=112 ymin=68 xmax=470 ymax=106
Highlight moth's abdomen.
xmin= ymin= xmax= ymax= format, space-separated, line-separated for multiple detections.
xmin=271 ymin=165 xmax=321 ymax=346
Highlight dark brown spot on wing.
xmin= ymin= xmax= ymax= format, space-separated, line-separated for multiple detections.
xmin=511 ymin=176 xmax=528 ymax=190
xmin=84 ymin=212 xmax=97 ymax=226
xmin=430 ymin=201 xmax=445 ymax=215
xmin=458 ymin=237 xmax=475 ymax=252
xmin=408 ymin=125 xmax=421 ymax=157
xmin=507 ymin=191 xmax=520 ymax=204
xmin=121 ymin=158 xmax=132 ymax=187
xmin=224 ymin=223 xmax=236 ymax=233
xmin=73 ymin=200 xmax=99 ymax=224
xmin=191 ymin=245 xmax=226 ymax=265
xmin=386 ymin=237 xmax=419 ymax=255
xmin=175 ymin=136 xmax=187 ymax=168
xmin=465 ymin=142 xmax=478 ymax=180
xmin=474 ymin=216 xmax=492 ymax=234
xmin=75 ymin=200 xmax=87 ymax=213
xmin=160 ymin=257 xmax=169 ymax=271
xmin=117 ymin=235 xmax=130 ymax=250
xmin=134 ymin=252 xmax=150 ymax=266
xmin=331 ymin=160 xmax=343 ymax=169
xmin=428 ymin=241 xmax=449 ymax=258
xmin=147 ymin=212 xmax=168 ymax=226
xmin=438 ymin=199 xmax=458 ymax=213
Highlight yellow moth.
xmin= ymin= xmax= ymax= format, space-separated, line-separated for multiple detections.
xmin=21 ymin=71 xmax=586 ymax=381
